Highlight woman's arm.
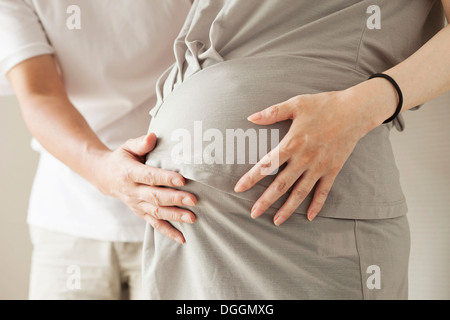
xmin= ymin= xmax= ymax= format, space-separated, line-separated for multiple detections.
xmin=235 ymin=1 xmax=450 ymax=225
xmin=7 ymin=54 xmax=196 ymax=244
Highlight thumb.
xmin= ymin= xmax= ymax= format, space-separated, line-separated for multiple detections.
xmin=123 ymin=133 xmax=157 ymax=157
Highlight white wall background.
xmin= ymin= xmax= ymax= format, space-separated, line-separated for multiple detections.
xmin=0 ymin=92 xmax=449 ymax=300
xmin=390 ymin=92 xmax=450 ymax=299
xmin=0 ymin=95 xmax=37 ymax=300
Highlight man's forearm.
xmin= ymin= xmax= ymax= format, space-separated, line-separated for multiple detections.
xmin=7 ymin=55 xmax=109 ymax=188
xmin=18 ymin=93 xmax=110 ymax=187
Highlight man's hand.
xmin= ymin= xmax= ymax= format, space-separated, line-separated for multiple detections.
xmin=95 ymin=133 xmax=197 ymax=244
xmin=7 ymin=55 xmax=196 ymax=244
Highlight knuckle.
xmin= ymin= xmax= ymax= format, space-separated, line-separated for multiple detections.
xmin=288 ymin=96 xmax=304 ymax=112
xmin=171 ymin=193 xmax=180 ymax=205
xmin=318 ymin=161 xmax=331 ymax=173
xmin=261 ymin=151 xmax=279 ymax=169
xmin=122 ymin=165 xmax=134 ymax=183
xmin=152 ymin=206 xmax=162 ymax=220
xmin=317 ymin=188 xmax=330 ymax=199
xmin=119 ymin=184 xmax=134 ymax=200
xmin=273 ymin=180 xmax=289 ymax=194
xmin=147 ymin=170 xmax=157 ymax=185
xmin=291 ymin=188 xmax=309 ymax=201
xmin=149 ymin=191 xmax=161 ymax=206
xmin=258 ymin=157 xmax=272 ymax=172
xmin=331 ymin=164 xmax=342 ymax=175
xmin=268 ymin=104 xmax=280 ymax=118
xmin=325 ymin=165 xmax=339 ymax=177
xmin=290 ymin=161 xmax=305 ymax=173
xmin=289 ymin=94 xmax=303 ymax=104
xmin=283 ymin=139 xmax=299 ymax=153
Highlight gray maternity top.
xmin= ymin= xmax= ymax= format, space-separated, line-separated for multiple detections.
xmin=143 ymin=0 xmax=444 ymax=300
xmin=146 ymin=0 xmax=444 ymax=220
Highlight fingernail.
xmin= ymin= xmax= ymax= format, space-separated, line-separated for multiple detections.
xmin=172 ymin=178 xmax=185 ymax=187
xmin=181 ymin=215 xmax=193 ymax=223
xmin=307 ymin=210 xmax=316 ymax=221
xmin=274 ymin=215 xmax=285 ymax=226
xmin=175 ymin=236 xmax=185 ymax=245
xmin=250 ymin=205 xmax=259 ymax=219
xmin=247 ymin=112 xmax=262 ymax=122
xmin=182 ymin=197 xmax=195 ymax=206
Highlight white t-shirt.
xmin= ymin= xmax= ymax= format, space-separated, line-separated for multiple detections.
xmin=0 ymin=0 xmax=191 ymax=242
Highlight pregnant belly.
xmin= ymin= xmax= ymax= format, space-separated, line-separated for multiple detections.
xmin=145 ymin=56 xmax=405 ymax=218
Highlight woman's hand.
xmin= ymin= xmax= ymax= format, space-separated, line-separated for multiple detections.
xmin=94 ymin=133 xmax=197 ymax=244
xmin=234 ymin=79 xmax=398 ymax=225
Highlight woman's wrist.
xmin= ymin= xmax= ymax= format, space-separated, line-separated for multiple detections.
xmin=342 ymin=76 xmax=400 ymax=134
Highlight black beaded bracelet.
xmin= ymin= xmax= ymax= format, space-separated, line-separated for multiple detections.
xmin=368 ymin=73 xmax=403 ymax=124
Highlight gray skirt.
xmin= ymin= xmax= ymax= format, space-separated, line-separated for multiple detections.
xmin=142 ymin=179 xmax=410 ymax=300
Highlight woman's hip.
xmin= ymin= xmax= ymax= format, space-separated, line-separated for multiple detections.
xmin=142 ymin=179 xmax=410 ymax=300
